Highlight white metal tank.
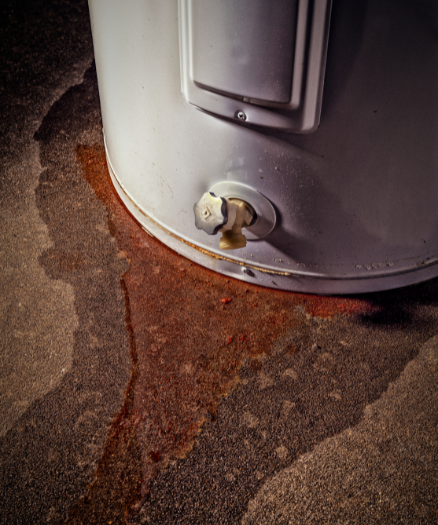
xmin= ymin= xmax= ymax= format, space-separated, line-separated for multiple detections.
xmin=88 ymin=0 xmax=438 ymax=294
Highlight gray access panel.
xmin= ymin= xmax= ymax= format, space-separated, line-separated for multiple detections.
xmin=190 ymin=0 xmax=298 ymax=105
xmin=180 ymin=0 xmax=332 ymax=132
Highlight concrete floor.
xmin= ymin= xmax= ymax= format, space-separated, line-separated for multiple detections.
xmin=1 ymin=1 xmax=437 ymax=523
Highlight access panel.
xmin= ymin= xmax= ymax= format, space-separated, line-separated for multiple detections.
xmin=180 ymin=0 xmax=332 ymax=132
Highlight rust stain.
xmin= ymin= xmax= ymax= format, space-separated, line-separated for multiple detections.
xmin=61 ymin=276 xmax=142 ymax=523
xmin=65 ymin=144 xmax=374 ymax=521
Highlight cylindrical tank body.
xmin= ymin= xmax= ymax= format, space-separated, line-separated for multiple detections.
xmin=88 ymin=0 xmax=438 ymax=294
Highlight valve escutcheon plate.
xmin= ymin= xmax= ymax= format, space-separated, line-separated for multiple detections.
xmin=208 ymin=181 xmax=276 ymax=241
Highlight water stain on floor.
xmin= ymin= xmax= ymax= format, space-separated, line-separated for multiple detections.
xmin=61 ymin=144 xmax=373 ymax=522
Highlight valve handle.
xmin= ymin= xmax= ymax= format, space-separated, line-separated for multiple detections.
xmin=193 ymin=192 xmax=228 ymax=235
xmin=194 ymin=191 xmax=256 ymax=250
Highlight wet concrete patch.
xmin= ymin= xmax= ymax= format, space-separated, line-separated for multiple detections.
xmin=0 ymin=65 xmax=132 ymax=524
xmin=73 ymin=134 xmax=437 ymax=522
xmin=74 ymin=144 xmax=380 ymax=516
xmin=242 ymin=336 xmax=438 ymax=524
xmin=135 ymin=293 xmax=438 ymax=523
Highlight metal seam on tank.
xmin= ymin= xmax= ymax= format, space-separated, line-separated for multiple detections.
xmin=111 ymin=172 xmax=289 ymax=276
xmin=104 ymin=144 xmax=438 ymax=281
xmin=104 ymin=149 xmax=288 ymax=276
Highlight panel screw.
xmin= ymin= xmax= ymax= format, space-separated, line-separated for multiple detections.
xmin=236 ymin=111 xmax=247 ymax=121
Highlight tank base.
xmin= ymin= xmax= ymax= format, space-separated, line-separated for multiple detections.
xmin=106 ymin=150 xmax=438 ymax=296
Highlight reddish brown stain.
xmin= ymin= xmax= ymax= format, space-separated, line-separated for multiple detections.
xmin=67 ymin=144 xmax=374 ymax=521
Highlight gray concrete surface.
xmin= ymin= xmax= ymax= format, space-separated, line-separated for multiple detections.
xmin=1 ymin=1 xmax=437 ymax=524
xmin=1 ymin=2 xmax=131 ymax=523
xmin=136 ymin=302 xmax=438 ymax=524
xmin=243 ymin=335 xmax=438 ymax=524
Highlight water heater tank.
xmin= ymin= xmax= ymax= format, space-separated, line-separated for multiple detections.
xmin=88 ymin=0 xmax=438 ymax=294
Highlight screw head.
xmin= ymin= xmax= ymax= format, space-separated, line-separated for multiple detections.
xmin=236 ymin=111 xmax=247 ymax=121
xmin=241 ymin=266 xmax=255 ymax=277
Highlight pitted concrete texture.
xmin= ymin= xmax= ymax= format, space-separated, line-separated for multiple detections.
xmin=0 ymin=1 xmax=133 ymax=523
xmin=135 ymin=294 xmax=438 ymax=524
xmin=0 ymin=0 xmax=94 ymax=438
xmin=242 ymin=335 xmax=438 ymax=524
xmin=0 ymin=141 xmax=78 ymax=437
xmin=1 ymin=1 xmax=438 ymax=524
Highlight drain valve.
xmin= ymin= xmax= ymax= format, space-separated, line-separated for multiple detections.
xmin=194 ymin=192 xmax=255 ymax=250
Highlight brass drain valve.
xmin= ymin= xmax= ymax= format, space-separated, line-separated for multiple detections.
xmin=193 ymin=192 xmax=256 ymax=250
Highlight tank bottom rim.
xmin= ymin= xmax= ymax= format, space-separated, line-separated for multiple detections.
xmin=104 ymin=148 xmax=438 ymax=295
